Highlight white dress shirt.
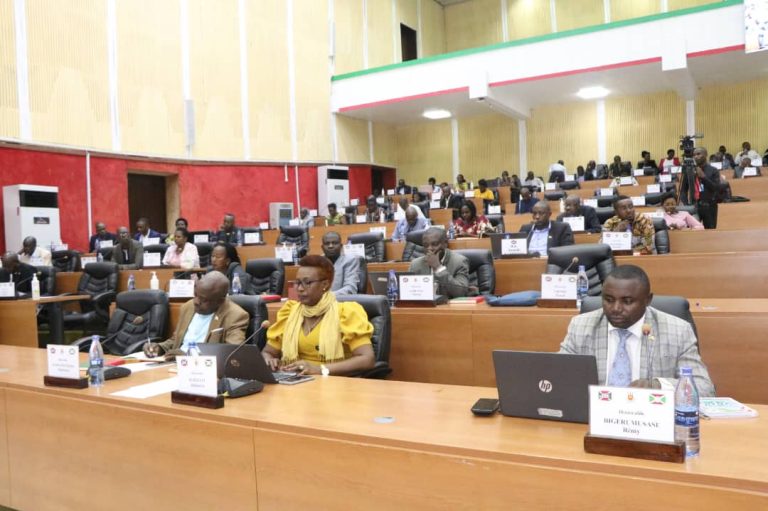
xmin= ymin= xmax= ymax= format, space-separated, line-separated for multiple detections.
xmin=606 ymin=315 xmax=645 ymax=383
xmin=19 ymin=247 xmax=52 ymax=266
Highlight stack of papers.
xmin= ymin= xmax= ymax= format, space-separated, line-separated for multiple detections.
xmin=699 ymin=397 xmax=759 ymax=419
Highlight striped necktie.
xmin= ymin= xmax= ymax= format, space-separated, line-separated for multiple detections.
xmin=607 ymin=329 xmax=632 ymax=387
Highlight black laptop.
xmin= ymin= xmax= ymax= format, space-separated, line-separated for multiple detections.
xmin=197 ymin=344 xmax=308 ymax=384
xmin=492 ymin=350 xmax=598 ymax=423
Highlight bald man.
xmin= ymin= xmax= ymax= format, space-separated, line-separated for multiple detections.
xmin=0 ymin=252 xmax=38 ymax=295
xmin=18 ymin=236 xmax=52 ymax=266
xmin=556 ymin=195 xmax=602 ymax=233
xmin=519 ymin=201 xmax=574 ymax=256
xmin=144 ymin=272 xmax=249 ymax=357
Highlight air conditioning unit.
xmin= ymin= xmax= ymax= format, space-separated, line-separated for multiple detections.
xmin=269 ymin=202 xmax=294 ymax=229
xmin=3 ymin=184 xmax=61 ymax=251
xmin=317 ymin=165 xmax=349 ymax=216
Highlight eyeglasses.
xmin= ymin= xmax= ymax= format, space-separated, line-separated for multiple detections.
xmin=293 ymin=279 xmax=324 ymax=289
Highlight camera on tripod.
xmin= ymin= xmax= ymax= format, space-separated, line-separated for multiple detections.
xmin=679 ymin=134 xmax=703 ymax=159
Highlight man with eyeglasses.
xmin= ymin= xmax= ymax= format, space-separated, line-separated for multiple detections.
xmin=321 ymin=231 xmax=360 ymax=295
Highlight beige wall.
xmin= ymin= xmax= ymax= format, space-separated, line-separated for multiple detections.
xmin=610 ymin=0 xmax=659 ymax=22
xmin=555 ymin=0 xmax=603 ymax=32
xmin=336 ymin=116 xmax=370 ymax=163
xmin=0 ymin=0 xmax=18 ymax=139
xmin=458 ymin=113 xmax=519 ymax=182
xmin=335 ymin=0 xmax=364 ymax=76
xmin=395 ymin=120 xmax=452 ymax=185
xmin=373 ymin=122 xmax=397 ymax=168
xmin=445 ymin=0 xmax=502 ymax=53
xmin=508 ymin=0 xmax=551 ymax=41
xmin=421 ymin=0 xmax=446 ymax=57
xmin=527 ymin=101 xmax=598 ymax=176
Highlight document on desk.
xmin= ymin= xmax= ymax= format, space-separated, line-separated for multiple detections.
xmin=110 ymin=377 xmax=178 ymax=399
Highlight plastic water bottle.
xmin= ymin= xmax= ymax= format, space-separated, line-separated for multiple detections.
xmin=232 ymin=274 xmax=242 ymax=295
xmin=674 ymin=367 xmax=700 ymax=457
xmin=31 ymin=273 xmax=40 ymax=300
xmin=236 ymin=229 xmax=244 ymax=246
xmin=448 ymin=223 xmax=456 ymax=240
xmin=291 ymin=244 xmax=299 ymax=265
xmin=386 ymin=269 xmax=398 ymax=307
xmin=576 ymin=265 xmax=589 ymax=308
xmin=88 ymin=335 xmax=104 ymax=387
xmin=187 ymin=339 xmax=201 ymax=357
xmin=127 ymin=274 xmax=136 ymax=291
xmin=150 ymin=271 xmax=159 ymax=290
xmin=97 ymin=250 xmax=104 ymax=263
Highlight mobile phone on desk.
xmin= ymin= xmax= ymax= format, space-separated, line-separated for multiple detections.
xmin=471 ymin=398 xmax=499 ymax=416
xmin=278 ymin=375 xmax=314 ymax=385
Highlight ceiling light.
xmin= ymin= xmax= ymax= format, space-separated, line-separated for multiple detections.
xmin=576 ymin=86 xmax=610 ymax=99
xmin=422 ymin=109 xmax=451 ymax=120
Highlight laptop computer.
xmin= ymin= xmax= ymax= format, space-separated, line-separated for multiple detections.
xmin=492 ymin=350 xmax=598 ymax=423
xmin=368 ymin=271 xmax=414 ymax=295
xmin=487 ymin=232 xmax=530 ymax=259
xmin=197 ymin=344 xmax=308 ymax=384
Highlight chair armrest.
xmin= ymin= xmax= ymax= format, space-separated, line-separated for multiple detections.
xmin=91 ymin=291 xmax=117 ymax=307
xmin=71 ymin=335 xmax=102 ymax=352
xmin=122 ymin=337 xmax=164 ymax=356
xmin=57 ymin=292 xmax=76 ymax=297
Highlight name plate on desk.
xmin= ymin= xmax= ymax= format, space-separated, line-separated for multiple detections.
xmin=599 ymin=188 xmax=614 ymax=196
xmin=386 ymin=189 xmax=395 ymax=196
xmin=589 ymin=386 xmax=674 ymax=443
xmin=488 ymin=205 xmax=501 ymax=214
xmin=98 ymin=239 xmax=114 ymax=249
xmin=275 ymin=246 xmax=293 ymax=263
xmin=431 ymin=192 xmax=441 ymax=201
xmin=309 ymin=209 xmax=318 ymax=216
xmin=177 ymin=356 xmax=218 ymax=398
xmin=193 ymin=234 xmax=209 ymax=243
xmin=710 ymin=162 xmax=722 ymax=170
xmin=288 ymin=218 xmax=300 ymax=226
xmin=81 ymin=256 xmax=97 ymax=266
xmin=583 ymin=199 xmax=598 ymax=208
xmin=541 ymin=274 xmax=577 ymax=300
xmin=350 ymin=199 xmax=359 ymax=206
xmin=399 ymin=275 xmax=434 ymax=301
xmin=659 ymin=174 xmax=672 ymax=183
xmin=168 ymin=279 xmax=195 ymax=298
xmin=47 ymin=345 xmax=80 ymax=379
xmin=564 ymin=174 xmax=575 ymax=182
xmin=501 ymin=238 xmax=527 ymax=256
xmin=144 ymin=252 xmax=161 ymax=267
xmin=355 ymin=214 xmax=367 ymax=224
xmin=343 ymin=243 xmax=366 ymax=258
xmin=142 ymin=237 xmax=160 ymax=247
xmin=744 ymin=167 xmax=758 ymax=177
xmin=430 ymin=200 xmax=441 ymax=209
xmin=561 ymin=216 xmax=584 ymax=232
xmin=601 ymin=231 xmax=632 ymax=251
xmin=631 ymin=196 xmax=646 ymax=206
xmin=647 ymin=184 xmax=660 ymax=193
xmin=464 ymin=190 xmax=475 ymax=198
xmin=670 ymin=166 xmax=682 ymax=174
xmin=244 ymin=232 xmax=261 ymax=244
xmin=545 ymin=182 xmax=557 ymax=191
xmin=369 ymin=226 xmax=387 ymax=236
xmin=619 ymin=177 xmax=634 ymax=186
xmin=0 ymin=282 xmax=15 ymax=297
xmin=633 ymin=169 xmax=644 ymax=177
xmin=259 ymin=222 xmax=269 ymax=230
xmin=376 ymin=197 xmax=385 ymax=205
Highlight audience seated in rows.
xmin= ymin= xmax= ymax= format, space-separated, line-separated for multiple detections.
xmin=299 ymin=208 xmax=315 ymax=228
xmin=134 ymin=217 xmax=161 ymax=244
xmin=636 ymin=150 xmax=658 ymax=170
xmin=662 ymin=196 xmax=703 ymax=230
xmin=557 ymin=196 xmax=602 ymax=233
xmin=164 ymin=218 xmax=189 ymax=244
xmin=209 ymin=242 xmax=251 ymax=294
xmin=519 ymin=201 xmax=574 ymax=256
xmin=392 ymin=206 xmax=428 ymax=242
xmin=515 ymin=187 xmax=537 ymax=214
xmin=475 ymin=179 xmax=494 ymax=200
xmin=455 ymin=200 xmax=493 ymax=237
xmin=215 ymin=213 xmax=243 ymax=246
xmin=325 ymin=203 xmax=347 ymax=226
xmin=112 ymin=227 xmax=144 ymax=269
xmin=89 ymin=222 xmax=118 ymax=252
xmin=162 ymin=228 xmax=200 ymax=268
xmin=408 ymin=227 xmax=469 ymax=298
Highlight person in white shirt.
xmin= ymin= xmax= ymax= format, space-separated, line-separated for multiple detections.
xmin=162 ymin=228 xmax=200 ymax=268
xmin=735 ymin=141 xmax=760 ymax=166
xmin=18 ymin=237 xmax=52 ymax=266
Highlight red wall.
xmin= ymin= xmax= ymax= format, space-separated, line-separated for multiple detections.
xmin=0 ymin=146 xmax=385 ymax=253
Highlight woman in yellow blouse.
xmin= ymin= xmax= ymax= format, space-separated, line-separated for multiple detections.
xmin=263 ymin=255 xmax=374 ymax=376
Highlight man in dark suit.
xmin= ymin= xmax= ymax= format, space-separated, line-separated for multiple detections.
xmin=133 ymin=217 xmax=161 ymax=244
xmin=0 ymin=252 xmax=37 ymax=295
xmin=439 ymin=184 xmax=463 ymax=211
xmin=112 ymin=226 xmax=144 ymax=269
xmin=519 ymin=201 xmax=574 ymax=256
xmin=215 ymin=213 xmax=244 ymax=245
xmin=89 ymin=221 xmax=118 ymax=252
xmin=396 ymin=179 xmax=412 ymax=196
xmin=679 ymin=147 xmax=721 ymax=229
xmin=556 ymin=195 xmax=602 ymax=233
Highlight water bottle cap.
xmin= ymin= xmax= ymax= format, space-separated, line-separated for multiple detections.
xmin=679 ymin=367 xmax=693 ymax=376
xmin=578 ymin=265 xmax=585 ymax=271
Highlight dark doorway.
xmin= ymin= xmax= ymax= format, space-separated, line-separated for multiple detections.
xmin=371 ymin=166 xmax=396 ymax=195
xmin=400 ymin=24 xmax=417 ymax=62
xmin=127 ymin=174 xmax=168 ymax=236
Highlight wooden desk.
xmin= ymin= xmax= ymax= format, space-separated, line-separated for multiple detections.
xmin=0 ymin=295 xmax=91 ymax=348
xmin=0 ymin=345 xmax=764 ymax=510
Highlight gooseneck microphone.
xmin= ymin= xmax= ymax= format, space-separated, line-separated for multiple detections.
xmin=562 ymin=256 xmax=580 ymax=274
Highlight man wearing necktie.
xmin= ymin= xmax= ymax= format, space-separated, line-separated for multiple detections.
xmin=558 ymin=265 xmax=715 ymax=396
xmin=679 ymin=146 xmax=721 ymax=229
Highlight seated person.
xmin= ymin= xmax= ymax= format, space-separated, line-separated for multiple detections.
xmin=214 ymin=213 xmax=243 ymax=246
xmin=321 ymin=231 xmax=360 ymax=295
xmin=112 ymin=227 xmax=144 ymax=269
xmin=0 ymin=252 xmax=37 ymax=295
xmin=559 ymin=265 xmax=715 ymax=396
xmin=392 ymin=206 xmax=428 ymax=241
xmin=208 ymin=242 xmax=252 ymax=295
xmin=162 ymin=227 xmax=200 ymax=268
xmin=440 ymin=184 xmax=464 ymax=211
xmin=515 ymin=187 xmax=537 ymax=214
xmin=520 ymin=201 xmax=574 ymax=256
xmin=325 ymin=203 xmax=347 ymax=226
xmin=18 ymin=236 xmax=52 ymax=266
xmin=557 ymin=195 xmax=602 ymax=233
xmin=89 ymin=222 xmax=117 ymax=252
xmin=662 ymin=196 xmax=703 ymax=230
xmin=735 ymin=141 xmax=760 ymax=166
xmin=636 ymin=150 xmax=658 ymax=171
xmin=733 ymin=157 xmax=761 ymax=179
xmin=602 ymin=196 xmax=656 ymax=254
xmin=133 ymin=217 xmax=161 ymax=244
xmin=144 ymin=272 xmax=249 ymax=357
xmin=299 ymin=208 xmax=315 ymax=228
xmin=408 ymin=227 xmax=470 ymax=298
xmin=364 ymin=195 xmax=386 ymax=223
xmin=475 ymin=179 xmax=495 ymax=200
xmin=428 ymin=177 xmax=441 ymax=194
xmin=548 ymin=160 xmax=566 ymax=183
xmin=455 ymin=173 xmax=468 ymax=192
xmin=165 ymin=217 xmax=189 ymax=244
xmin=608 ymin=155 xmax=624 ymax=178
xmin=499 ymin=171 xmax=512 ymax=187
xmin=396 ymin=179 xmax=412 ymax=196
xmin=659 ymin=149 xmax=680 ymax=173
xmin=454 ymin=200 xmax=493 ymax=237
xmin=263 ymin=255 xmax=375 ymax=376
xmin=393 ymin=197 xmax=426 ymax=221
xmin=584 ymin=160 xmax=597 ymax=181
xmin=522 ymin=171 xmax=544 ymax=192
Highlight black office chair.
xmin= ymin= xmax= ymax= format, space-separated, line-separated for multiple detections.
xmin=195 ymin=242 xmax=214 ymax=267
xmin=595 ymin=207 xmax=615 ymax=224
xmin=544 ymin=191 xmax=566 ymax=201
xmin=97 ymin=246 xmax=113 ymax=261
xmin=245 ymin=258 xmax=285 ymax=295
xmin=581 ymin=295 xmax=697 ymax=339
xmin=355 ymin=257 xmax=368 ymax=294
xmin=546 ymin=244 xmax=616 ymax=296
xmin=335 ymin=294 xmax=391 ymax=379
xmin=401 ymin=229 xmax=428 ymax=262
xmin=276 ymin=226 xmax=309 ymax=257
xmin=72 ymin=290 xmax=169 ymax=355
xmin=454 ymin=249 xmax=495 ymax=295
xmin=189 ymin=230 xmax=213 ymax=243
xmin=677 ymin=205 xmax=699 ymax=220
xmin=596 ymin=195 xmax=618 ymax=208
xmin=414 ymin=200 xmax=430 ymax=218
xmin=62 ymin=262 xmax=120 ymax=334
xmin=229 ymin=294 xmax=270 ymax=349
xmin=486 ymin=214 xmax=505 ymax=233
xmin=644 ymin=191 xmax=675 ymax=206
xmin=347 ymin=232 xmax=385 ymax=263
xmin=653 ymin=217 xmax=670 ymax=255
xmin=34 ymin=266 xmax=57 ymax=296
xmin=51 ymin=250 xmax=81 ymax=272
xmin=559 ymin=180 xmax=580 ymax=190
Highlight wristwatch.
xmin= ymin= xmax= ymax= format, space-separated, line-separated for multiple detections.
xmin=321 ymin=364 xmax=330 ymax=377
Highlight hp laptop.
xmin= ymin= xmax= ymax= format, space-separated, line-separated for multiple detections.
xmin=197 ymin=344 xmax=310 ymax=384
xmin=492 ymin=350 xmax=598 ymax=423
xmin=368 ymin=271 xmax=414 ymax=295
xmin=488 ymin=232 xmax=529 ymax=259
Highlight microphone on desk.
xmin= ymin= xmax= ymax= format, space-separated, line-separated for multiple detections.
xmin=562 ymin=256 xmax=580 ymax=274
xmin=220 ymin=320 xmax=271 ymax=398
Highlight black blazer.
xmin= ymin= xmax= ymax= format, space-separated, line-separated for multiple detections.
xmin=679 ymin=164 xmax=721 ymax=205
xmin=519 ymin=221 xmax=575 ymax=255
xmin=441 ymin=194 xmax=463 ymax=210
xmin=556 ymin=205 xmax=602 ymax=233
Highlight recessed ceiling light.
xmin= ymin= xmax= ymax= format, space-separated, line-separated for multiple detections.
xmin=576 ymin=86 xmax=610 ymax=99
xmin=422 ymin=109 xmax=451 ymax=120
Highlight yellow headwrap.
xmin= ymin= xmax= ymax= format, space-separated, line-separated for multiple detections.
xmin=281 ymin=291 xmax=345 ymax=363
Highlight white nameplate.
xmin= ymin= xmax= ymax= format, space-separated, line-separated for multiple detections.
xmin=633 ymin=169 xmax=644 ymax=177
xmin=386 ymin=189 xmax=395 ymax=196
xmin=600 ymin=188 xmax=614 ymax=196
xmin=501 ymin=237 xmax=527 ymax=256
xmin=81 ymin=256 xmax=97 ymax=266
xmin=670 ymin=166 xmax=682 ymax=174
xmin=355 ymin=214 xmax=367 ymax=224
xmin=47 ymin=344 xmax=80 ymax=379
xmin=0 ymin=282 xmax=14 ymax=297
xmin=376 ymin=197 xmax=385 ymax=205
xmin=343 ymin=243 xmax=366 ymax=259
xmin=259 ymin=222 xmax=269 ymax=230
xmin=275 ymin=246 xmax=293 ymax=263
xmin=646 ymin=184 xmax=660 ymax=193
xmin=369 ymin=226 xmax=387 ymax=236
xmin=488 ymin=205 xmax=501 ymax=214
xmin=631 ymin=196 xmax=646 ymax=207
xmin=289 ymin=218 xmax=300 ymax=226
xmin=464 ymin=190 xmax=475 ymax=198
xmin=30 ymin=256 xmax=44 ymax=266
xmin=51 ymin=243 xmax=68 ymax=251
xmin=744 ymin=167 xmax=758 ymax=177
xmin=564 ymin=174 xmax=575 ymax=182
xmin=98 ymin=240 xmax=114 ymax=249
xmin=601 ymin=231 xmax=632 ymax=251
xmin=583 ymin=199 xmax=598 ymax=208
xmin=193 ymin=234 xmax=209 ymax=244
xmin=589 ymin=386 xmax=674 ymax=443
xmin=243 ymin=232 xmax=261 ymax=244
xmin=399 ymin=274 xmax=434 ymax=301
xmin=562 ymin=216 xmax=585 ymax=232
xmin=143 ymin=252 xmax=161 ymax=267
xmin=541 ymin=273 xmax=577 ymax=300
xmin=648 ymin=211 xmax=665 ymax=219
xmin=350 ymin=198 xmax=359 ymax=206
xmin=659 ymin=174 xmax=672 ymax=183
xmin=142 ymin=237 xmax=160 ymax=247
xmin=430 ymin=200 xmax=441 ymax=209
xmin=711 ymin=161 xmax=723 ymax=170
xmin=545 ymin=182 xmax=557 ymax=191
xmin=168 ymin=279 xmax=195 ymax=298
xmin=309 ymin=209 xmax=318 ymax=217
xmin=177 ymin=356 xmax=218 ymax=398
xmin=431 ymin=192 xmax=441 ymax=201
xmin=619 ymin=177 xmax=634 ymax=186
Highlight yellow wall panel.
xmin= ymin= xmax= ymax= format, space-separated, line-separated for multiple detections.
xmin=368 ymin=0 xmax=395 ymax=68
xmin=117 ymin=0 xmax=184 ymax=157
xmin=555 ymin=0 xmax=603 ymax=32
xmin=294 ymin=0 xmax=332 ymax=161
xmin=396 ymin=120 xmax=452 ymax=185
xmin=373 ymin=121 xmax=397 ymax=167
xmin=697 ymin=78 xmax=768 ymax=158
xmin=420 ymin=0 xmax=445 ymax=58
xmin=336 ymin=115 xmax=370 ymax=163
xmin=398 ymin=0 xmax=418 ymax=31
xmin=247 ymin=0 xmax=291 ymax=160
xmin=668 ymin=0 xmax=717 ymax=11
xmin=0 ymin=0 xmax=18 ymax=139
xmin=458 ymin=113 xmax=519 ymax=183
xmin=335 ymin=0 xmax=364 ymax=75
xmin=508 ymin=0 xmax=551 ymax=41
xmin=445 ymin=0 xmax=502 ymax=52
xmin=188 ymin=0 xmax=242 ymax=159
xmin=527 ymin=101 xmax=597 ymax=176
xmin=26 ymin=0 xmax=110 ymax=149
xmin=610 ymin=0 xmax=659 ymax=22
xmin=605 ymin=91 xmax=686 ymax=166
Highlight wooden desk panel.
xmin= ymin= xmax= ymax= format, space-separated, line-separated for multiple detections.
xmin=0 ymin=389 xmax=9 ymax=508
xmin=0 ymin=301 xmax=39 ymax=348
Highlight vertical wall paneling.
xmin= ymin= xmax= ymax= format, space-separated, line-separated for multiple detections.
xmin=417 ymin=0 xmax=423 ymax=56
xmin=507 ymin=0 xmax=552 ymax=41
xmin=286 ymin=0 xmax=298 ymax=160
xmin=106 ymin=0 xmax=120 ymax=152
xmin=451 ymin=118 xmax=459 ymax=181
xmin=368 ymin=121 xmax=374 ymax=163
xmin=555 ymin=0 xmax=604 ymax=32
xmin=686 ymin=100 xmax=695 ymax=136
xmin=501 ymin=0 xmax=509 ymax=41
xmin=363 ymin=0 xmax=369 ymax=69
xmin=518 ymin=119 xmax=527 ymax=176
xmin=373 ymin=121 xmax=397 ymax=167
xmin=661 ymin=0 xmax=669 ymax=13
xmin=527 ymin=101 xmax=598 ymax=176
xmin=609 ymin=0 xmax=659 ymax=22
xmin=336 ymin=115 xmax=370 ymax=163
xmin=603 ymin=0 xmax=611 ymax=22
xmin=444 ymin=0 xmax=502 ymax=52
xmin=1 ymin=0 xmax=20 ymax=139
xmin=597 ymin=100 xmax=606 ymax=163
xmin=329 ymin=0 xmax=338 ymax=163
xmin=458 ymin=113 xmax=519 ymax=183
xmin=334 ymin=0 xmax=364 ymax=75
xmin=367 ymin=0 xmax=393 ymax=69
xmin=420 ymin=0 xmax=445 ymax=58
xmin=180 ymin=0 xmax=192 ymax=156
xmin=396 ymin=120 xmax=452 ymax=185
xmin=669 ymin=0 xmax=717 ymax=10
xmin=238 ymin=0 xmax=250 ymax=160
xmin=549 ymin=0 xmax=558 ymax=32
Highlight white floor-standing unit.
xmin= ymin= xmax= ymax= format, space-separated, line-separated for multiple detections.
xmin=317 ymin=165 xmax=349 ymax=216
xmin=3 ymin=184 xmax=61 ymax=251
xmin=269 ymin=202 xmax=294 ymax=229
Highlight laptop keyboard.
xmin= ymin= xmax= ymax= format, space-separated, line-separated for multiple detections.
xmin=272 ymin=371 xmax=299 ymax=381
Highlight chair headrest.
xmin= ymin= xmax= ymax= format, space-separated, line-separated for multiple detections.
xmin=245 ymin=258 xmax=283 ymax=273
xmin=405 ymin=229 xmax=428 ymax=246
xmin=280 ymin=225 xmax=307 ymax=237
xmin=228 ymin=294 xmax=266 ymax=316
xmin=84 ymin=262 xmax=119 ymax=278
xmin=652 ymin=217 xmax=668 ymax=231
xmin=116 ymin=290 xmax=169 ymax=315
xmin=547 ymin=243 xmax=613 ymax=269
xmin=348 ymin=232 xmax=384 ymax=244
